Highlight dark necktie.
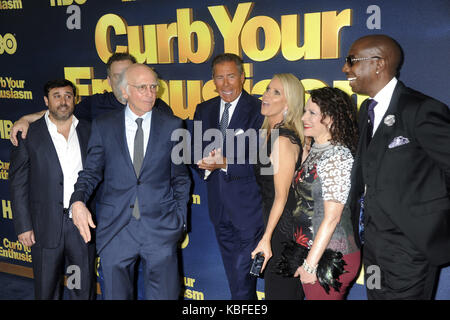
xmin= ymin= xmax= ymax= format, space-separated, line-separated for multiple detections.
xmin=366 ymin=99 xmax=378 ymax=144
xmin=132 ymin=118 xmax=143 ymax=219
xmin=360 ymin=99 xmax=377 ymax=243
xmin=220 ymin=102 xmax=232 ymax=143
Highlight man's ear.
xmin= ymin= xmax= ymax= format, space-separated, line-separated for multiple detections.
xmin=376 ymin=57 xmax=386 ymax=75
xmin=44 ymin=96 xmax=49 ymax=107
xmin=121 ymin=86 xmax=129 ymax=101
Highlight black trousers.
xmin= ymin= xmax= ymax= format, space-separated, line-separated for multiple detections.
xmin=264 ymin=226 xmax=304 ymax=300
xmin=363 ymin=218 xmax=438 ymax=300
xmin=31 ymin=214 xmax=96 ymax=300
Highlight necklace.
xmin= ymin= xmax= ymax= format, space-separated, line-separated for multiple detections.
xmin=311 ymin=141 xmax=332 ymax=151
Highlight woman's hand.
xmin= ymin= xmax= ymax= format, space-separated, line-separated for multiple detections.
xmin=294 ymin=264 xmax=318 ymax=285
xmin=251 ymin=236 xmax=272 ymax=272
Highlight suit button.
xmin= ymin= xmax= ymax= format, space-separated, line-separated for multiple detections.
xmin=130 ymin=205 xmax=134 ymax=208
xmin=137 ymin=180 xmax=141 ymax=185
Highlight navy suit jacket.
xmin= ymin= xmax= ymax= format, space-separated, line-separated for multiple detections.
xmin=70 ymin=107 xmax=191 ymax=253
xmin=191 ymin=90 xmax=264 ymax=230
xmin=350 ymin=81 xmax=450 ymax=266
xmin=10 ymin=117 xmax=91 ymax=249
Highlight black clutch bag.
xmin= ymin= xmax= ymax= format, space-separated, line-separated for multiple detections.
xmin=276 ymin=241 xmax=347 ymax=294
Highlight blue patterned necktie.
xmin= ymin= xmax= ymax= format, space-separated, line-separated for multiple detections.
xmin=220 ymin=102 xmax=232 ymax=143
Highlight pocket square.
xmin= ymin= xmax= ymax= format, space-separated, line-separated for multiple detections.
xmin=388 ymin=136 xmax=410 ymax=149
xmin=235 ymin=129 xmax=244 ymax=136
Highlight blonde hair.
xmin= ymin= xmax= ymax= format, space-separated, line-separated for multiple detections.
xmin=261 ymin=73 xmax=305 ymax=144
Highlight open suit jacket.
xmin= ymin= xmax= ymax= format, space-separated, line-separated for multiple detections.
xmin=192 ymin=90 xmax=264 ymax=230
xmin=70 ymin=107 xmax=191 ymax=254
xmin=10 ymin=117 xmax=91 ymax=248
xmin=350 ymin=81 xmax=450 ymax=266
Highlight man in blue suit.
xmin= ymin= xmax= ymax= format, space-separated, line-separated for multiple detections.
xmin=192 ymin=53 xmax=264 ymax=299
xmin=70 ymin=64 xmax=191 ymax=300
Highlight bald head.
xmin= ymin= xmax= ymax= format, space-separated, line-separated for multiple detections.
xmin=124 ymin=64 xmax=158 ymax=83
xmin=353 ymin=34 xmax=403 ymax=77
xmin=119 ymin=63 xmax=159 ymax=115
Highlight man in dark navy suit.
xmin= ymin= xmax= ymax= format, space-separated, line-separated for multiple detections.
xmin=9 ymin=79 xmax=96 ymax=299
xmin=191 ymin=53 xmax=264 ymax=300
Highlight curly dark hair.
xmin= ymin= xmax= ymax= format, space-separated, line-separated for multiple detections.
xmin=308 ymin=87 xmax=359 ymax=154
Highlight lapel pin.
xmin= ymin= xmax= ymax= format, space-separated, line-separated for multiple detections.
xmin=384 ymin=115 xmax=395 ymax=126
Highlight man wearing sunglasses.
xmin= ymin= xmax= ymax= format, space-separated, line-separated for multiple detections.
xmin=344 ymin=34 xmax=450 ymax=299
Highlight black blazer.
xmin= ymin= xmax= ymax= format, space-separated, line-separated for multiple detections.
xmin=350 ymin=81 xmax=450 ymax=266
xmin=9 ymin=116 xmax=91 ymax=249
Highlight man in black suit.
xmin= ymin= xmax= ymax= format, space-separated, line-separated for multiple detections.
xmin=9 ymin=79 xmax=96 ymax=299
xmin=344 ymin=34 xmax=450 ymax=299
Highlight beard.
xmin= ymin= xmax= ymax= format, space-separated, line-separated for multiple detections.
xmin=49 ymin=104 xmax=73 ymax=121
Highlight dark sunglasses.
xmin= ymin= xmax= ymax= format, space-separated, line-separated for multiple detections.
xmin=345 ymin=55 xmax=383 ymax=67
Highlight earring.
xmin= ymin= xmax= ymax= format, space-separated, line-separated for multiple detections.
xmin=283 ymin=109 xmax=288 ymax=119
xmin=376 ymin=71 xmax=379 ymax=74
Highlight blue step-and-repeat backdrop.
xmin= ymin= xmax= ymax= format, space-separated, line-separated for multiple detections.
xmin=0 ymin=0 xmax=449 ymax=300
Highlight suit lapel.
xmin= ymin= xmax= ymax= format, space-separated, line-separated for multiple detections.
xmin=35 ymin=117 xmax=64 ymax=178
xmin=141 ymin=108 xmax=162 ymax=171
xmin=76 ymin=121 xmax=89 ymax=166
xmin=357 ymin=99 xmax=370 ymax=156
xmin=112 ymin=109 xmax=135 ymax=174
xmin=228 ymin=91 xmax=251 ymax=130
xmin=367 ymin=82 xmax=404 ymax=168
xmin=208 ymin=96 xmax=221 ymax=129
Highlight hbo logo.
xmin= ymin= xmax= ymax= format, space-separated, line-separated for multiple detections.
xmin=0 ymin=34 xmax=17 ymax=55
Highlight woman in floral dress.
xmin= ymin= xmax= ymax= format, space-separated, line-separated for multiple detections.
xmin=292 ymin=87 xmax=361 ymax=299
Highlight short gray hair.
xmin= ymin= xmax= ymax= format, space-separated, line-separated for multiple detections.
xmin=117 ymin=64 xmax=159 ymax=97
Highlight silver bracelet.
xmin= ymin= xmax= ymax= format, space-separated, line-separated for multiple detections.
xmin=302 ymin=260 xmax=318 ymax=274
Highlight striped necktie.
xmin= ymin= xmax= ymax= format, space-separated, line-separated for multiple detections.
xmin=220 ymin=102 xmax=232 ymax=143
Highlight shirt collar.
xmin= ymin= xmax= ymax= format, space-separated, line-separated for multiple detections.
xmin=372 ymin=77 xmax=398 ymax=105
xmin=44 ymin=110 xmax=78 ymax=133
xmin=221 ymin=92 xmax=242 ymax=109
xmin=125 ymin=104 xmax=152 ymax=122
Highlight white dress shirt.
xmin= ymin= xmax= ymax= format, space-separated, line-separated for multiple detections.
xmin=371 ymin=77 xmax=398 ymax=135
xmin=125 ymin=105 xmax=152 ymax=161
xmin=44 ymin=111 xmax=83 ymax=209
xmin=204 ymin=93 xmax=243 ymax=179
xmin=218 ymin=93 xmax=241 ymax=127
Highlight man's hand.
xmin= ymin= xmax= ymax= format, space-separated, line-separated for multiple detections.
xmin=18 ymin=230 xmax=35 ymax=247
xmin=197 ymin=149 xmax=227 ymax=171
xmin=10 ymin=110 xmax=47 ymax=146
xmin=72 ymin=201 xmax=96 ymax=243
xmin=10 ymin=118 xmax=30 ymax=146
